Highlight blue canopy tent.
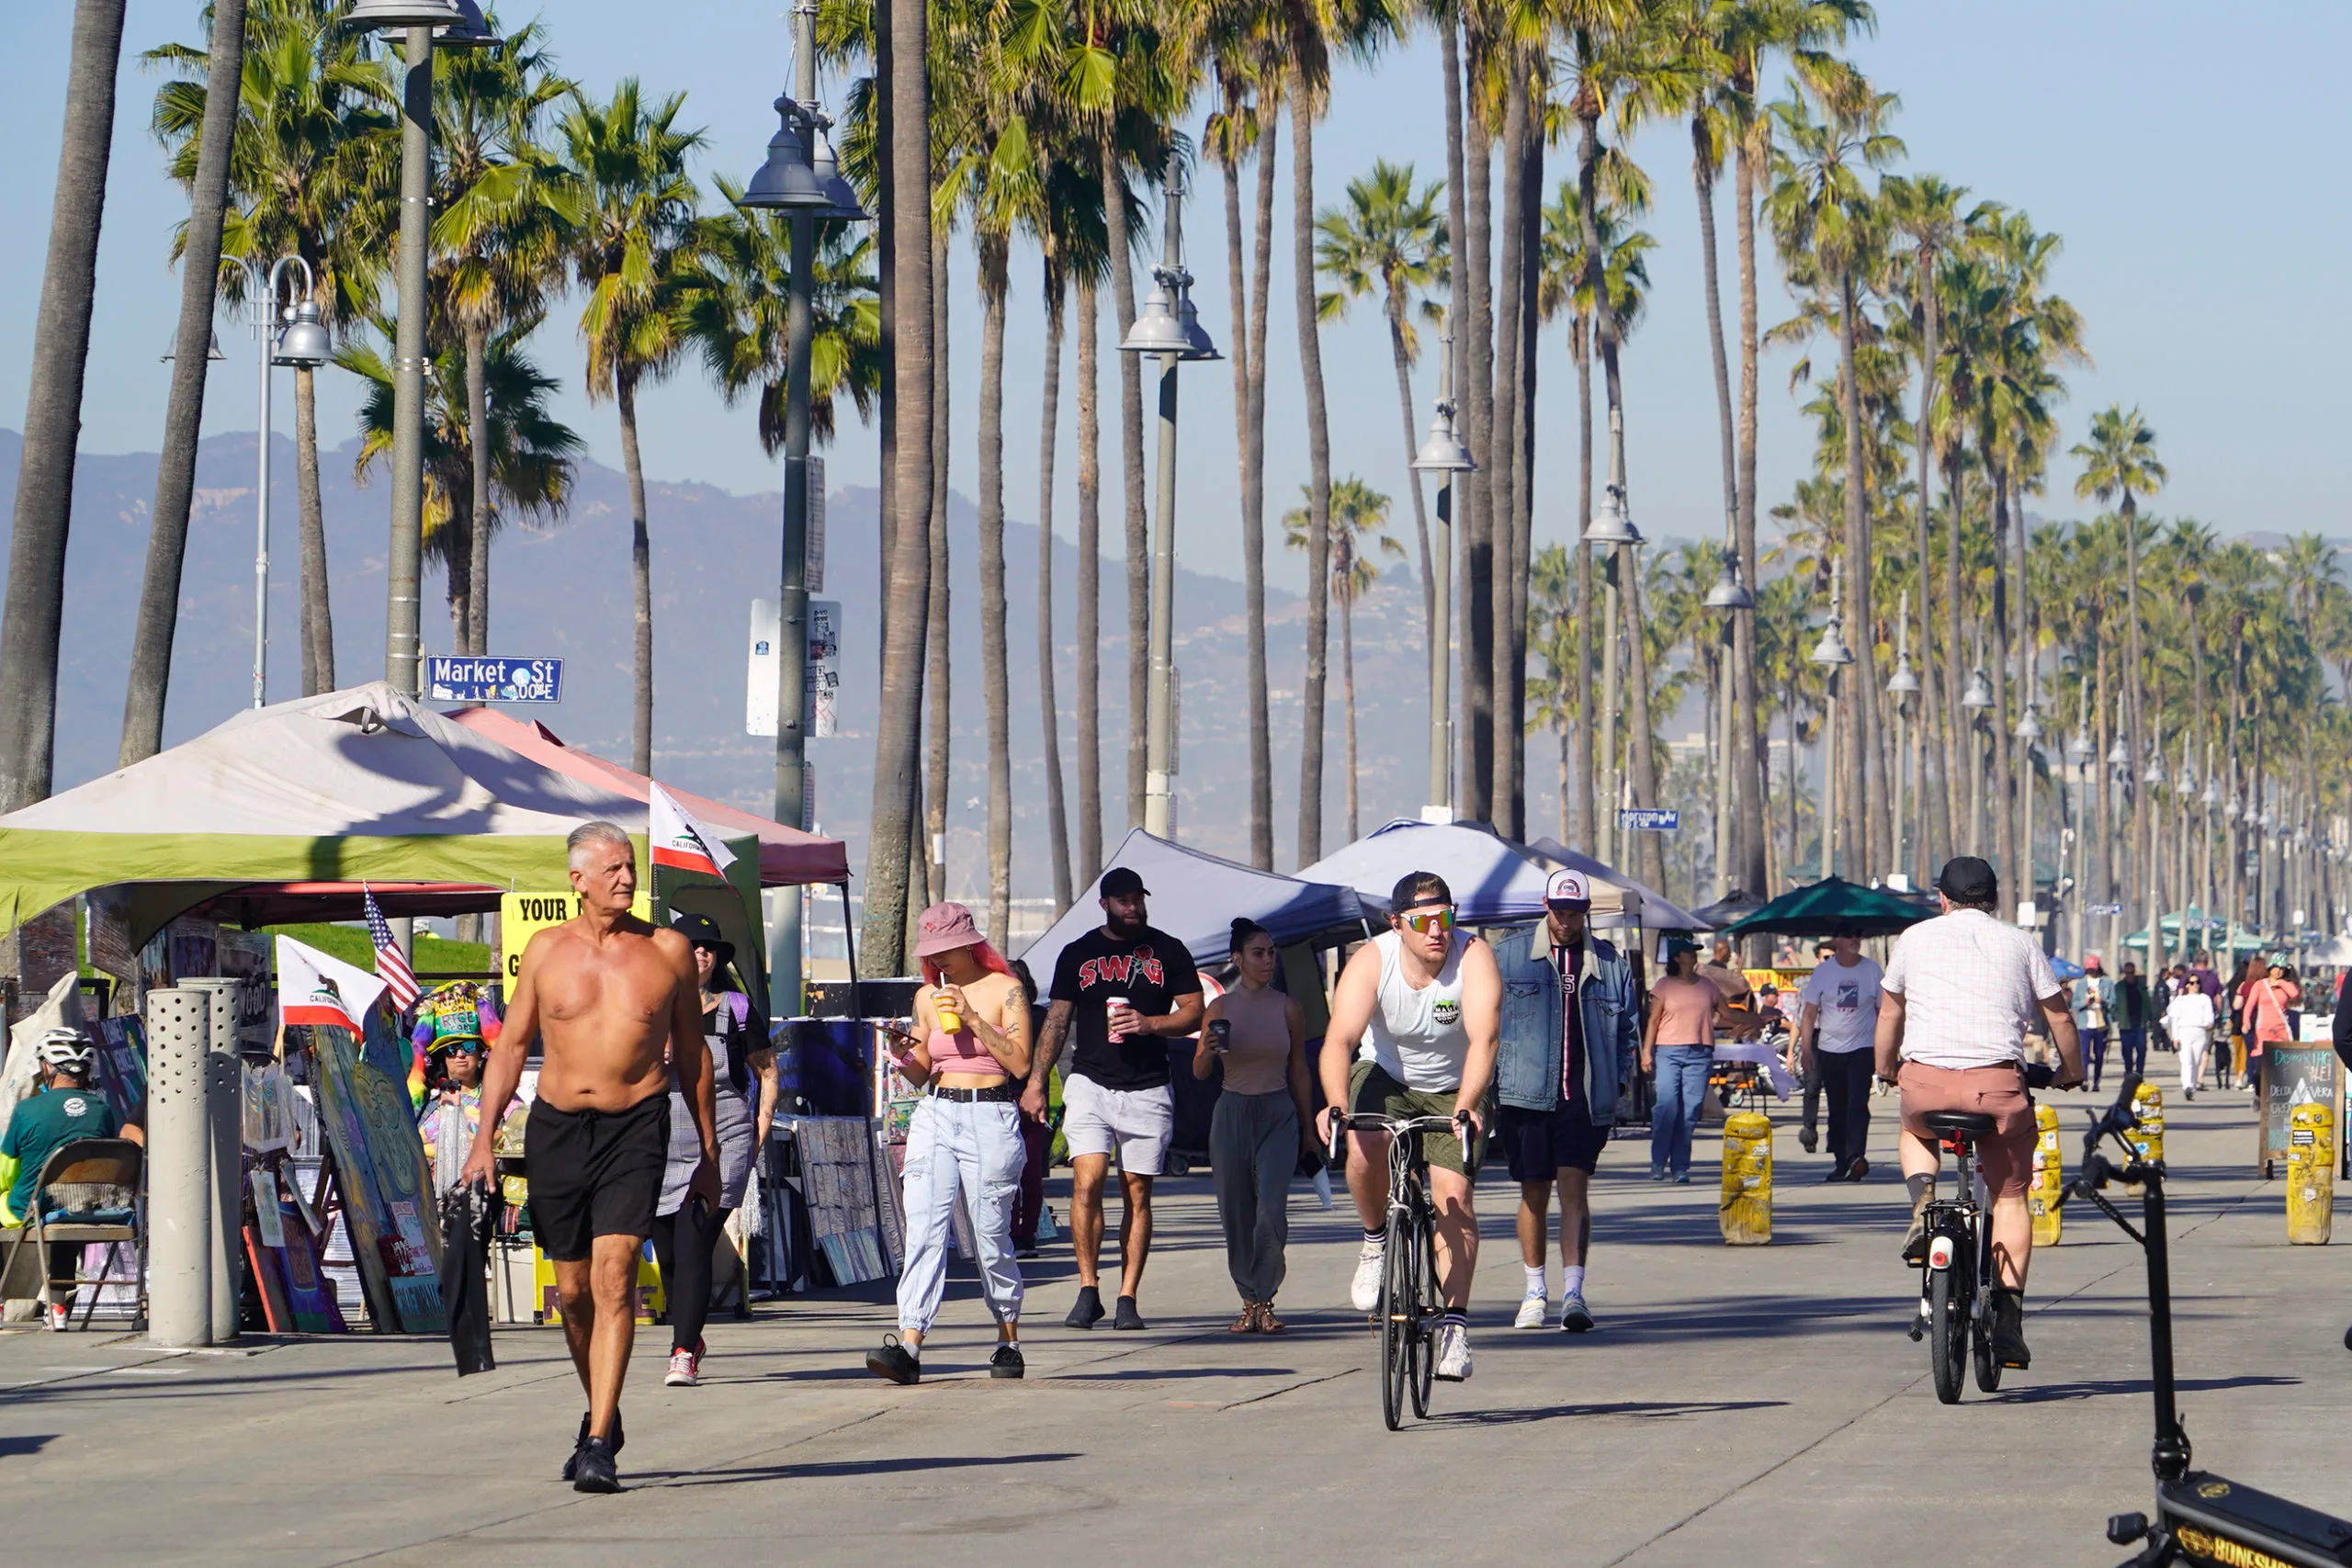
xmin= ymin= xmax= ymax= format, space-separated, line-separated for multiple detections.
xmin=1299 ymin=818 xmax=1575 ymax=927
xmin=1018 ymin=829 xmax=1370 ymax=986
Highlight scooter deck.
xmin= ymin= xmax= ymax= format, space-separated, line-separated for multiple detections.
xmin=2159 ymin=1471 xmax=2352 ymax=1568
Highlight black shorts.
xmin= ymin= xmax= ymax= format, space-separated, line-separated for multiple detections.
xmin=526 ymin=1093 xmax=670 ymax=1262
xmin=1496 ymin=1100 xmax=1611 ymax=1181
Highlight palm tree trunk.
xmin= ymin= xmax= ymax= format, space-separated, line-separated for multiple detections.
xmin=1693 ymin=118 xmax=1757 ymax=890
xmin=1387 ymin=307 xmax=1435 ymax=640
xmin=0 ymin=0 xmax=126 ymax=809
xmin=1459 ymin=43 xmax=1495 ymax=825
xmin=1102 ymin=130 xmax=1148 ymax=833
xmin=293 ymin=364 xmax=334 ymax=693
xmin=1837 ymin=266 xmax=1883 ymax=881
xmin=446 ymin=501 xmax=473 ymax=653
xmin=1942 ymin=447 xmax=1967 ymax=852
xmin=1290 ymin=60 xmax=1333 ymax=864
xmin=1342 ymin=566 xmax=1360 ymax=842
xmin=1914 ymin=309 xmax=1948 ymax=874
xmin=466 ymin=319 xmax=492 ymax=658
xmin=1990 ymin=463 xmax=2016 ymax=890
xmin=861 ymin=0 xmax=934 ymax=974
xmin=2094 ymin=632 xmax=2111 ymax=920
xmin=121 ymin=0 xmax=245 ymax=768
xmin=1244 ymin=93 xmax=1280 ymax=868
xmin=1510 ymin=117 xmax=1542 ymax=841
xmin=1573 ymin=324 xmax=1594 ymax=848
xmin=1221 ymin=137 xmax=1261 ymax=868
xmin=978 ymin=236 xmax=1012 ymax=943
xmin=925 ymin=226 xmax=951 ymax=906
xmin=619 ymin=374 xmax=654 ymax=773
xmin=1735 ymin=131 xmax=1769 ymax=907
xmin=1075 ymin=282 xmax=1104 ymax=881
xmin=2123 ymin=495 xmax=2147 ymax=944
xmin=1438 ymin=12 xmax=1471 ymax=821
xmin=1487 ymin=63 xmax=1525 ymax=838
xmin=1037 ymin=272 xmax=1074 ymax=914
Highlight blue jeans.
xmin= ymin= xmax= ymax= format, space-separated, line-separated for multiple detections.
xmin=895 ymin=1095 xmax=1025 ymax=1336
xmin=1649 ymin=1045 xmax=1714 ymax=1178
xmin=2118 ymin=1028 xmax=2147 ymax=1078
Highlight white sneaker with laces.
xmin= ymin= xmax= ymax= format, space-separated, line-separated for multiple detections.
xmin=1512 ymin=1291 xmax=1548 ymax=1330
xmin=1349 ymin=1240 xmax=1386 ymax=1313
xmin=1434 ymin=1320 xmax=1474 ymax=1382
xmin=664 ymin=1348 xmax=699 ymax=1387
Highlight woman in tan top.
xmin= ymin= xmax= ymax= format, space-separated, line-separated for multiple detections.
xmin=1194 ymin=918 xmax=1313 ymax=1332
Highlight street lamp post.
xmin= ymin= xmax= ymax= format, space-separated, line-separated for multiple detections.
xmin=2143 ymin=729 xmax=2166 ymax=962
xmin=346 ymin=0 xmax=495 ymax=696
xmin=1962 ymin=642 xmax=1993 ymax=860
xmin=1119 ymin=151 xmax=1219 ymax=840
xmin=2109 ymin=698 xmax=2131 ymax=964
xmin=2016 ymin=701 xmax=2043 ymax=929
xmin=1412 ymin=334 xmax=1473 ymax=824
xmin=1584 ymin=431 xmax=1641 ymax=865
xmin=1809 ymin=558 xmax=1854 ymax=881
xmin=2066 ymin=684 xmax=2093 ymax=959
xmin=739 ymin=1 xmax=867 ymax=1012
xmin=243 ymin=258 xmax=331 ymax=708
xmin=1884 ymin=587 xmax=1921 ymax=888
xmin=1704 ymin=531 xmax=1755 ymax=897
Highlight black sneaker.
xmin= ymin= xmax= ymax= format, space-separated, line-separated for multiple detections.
xmin=1113 ymin=1295 xmax=1147 ymax=1331
xmin=559 ymin=1410 xmax=622 ymax=1481
xmin=1064 ymin=1286 xmax=1104 ymax=1330
xmin=1990 ymin=1290 xmax=2031 ymax=1370
xmin=989 ymin=1342 xmax=1026 ymax=1379
xmin=571 ymin=1435 xmax=620 ymax=1494
xmin=865 ymin=1333 xmax=921 ymax=1385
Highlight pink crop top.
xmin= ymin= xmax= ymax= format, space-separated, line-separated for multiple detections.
xmin=928 ymin=1008 xmax=1006 ymax=1077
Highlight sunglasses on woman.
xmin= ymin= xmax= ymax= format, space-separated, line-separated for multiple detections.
xmin=1400 ymin=905 xmax=1456 ymax=935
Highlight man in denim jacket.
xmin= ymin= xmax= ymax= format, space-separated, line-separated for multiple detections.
xmin=1488 ymin=869 xmax=1638 ymax=1333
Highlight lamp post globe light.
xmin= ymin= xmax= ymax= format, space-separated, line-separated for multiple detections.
xmin=1411 ymin=334 xmax=1473 ymax=824
xmin=1120 ymin=149 xmax=1217 ymax=840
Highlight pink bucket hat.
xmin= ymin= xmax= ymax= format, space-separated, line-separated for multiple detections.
xmin=914 ymin=901 xmax=985 ymax=958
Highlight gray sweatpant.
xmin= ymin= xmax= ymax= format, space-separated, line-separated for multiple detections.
xmin=1210 ymin=1089 xmax=1297 ymax=1305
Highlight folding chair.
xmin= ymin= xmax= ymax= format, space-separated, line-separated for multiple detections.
xmin=1 ymin=1139 xmax=144 ymax=1330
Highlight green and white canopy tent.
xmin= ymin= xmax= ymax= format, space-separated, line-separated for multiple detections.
xmin=0 ymin=683 xmax=766 ymax=1005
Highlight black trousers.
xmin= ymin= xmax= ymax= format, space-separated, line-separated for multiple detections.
xmin=648 ymin=1201 xmax=735 ymax=1355
xmin=1818 ymin=1050 xmax=1873 ymax=1172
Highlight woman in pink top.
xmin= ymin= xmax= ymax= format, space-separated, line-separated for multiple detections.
xmin=1642 ymin=940 xmax=1732 ymax=1182
xmin=865 ymin=903 xmax=1032 ymax=1387
xmin=2240 ymin=962 xmax=2301 ymax=1092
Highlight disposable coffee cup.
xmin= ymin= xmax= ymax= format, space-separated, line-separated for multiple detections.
xmin=1105 ymin=996 xmax=1130 ymax=1042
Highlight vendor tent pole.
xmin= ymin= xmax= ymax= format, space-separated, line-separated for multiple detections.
xmin=182 ymin=977 xmax=244 ymax=1341
xmin=837 ymin=880 xmax=858 ymax=1002
xmin=146 ymin=988 xmax=212 ymax=1348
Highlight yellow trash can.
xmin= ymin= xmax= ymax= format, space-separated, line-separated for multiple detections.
xmin=2030 ymin=1101 xmax=2064 ymax=1248
xmin=2286 ymin=1102 xmax=2334 ymax=1246
xmin=1720 ymin=1111 xmax=1773 ymax=1246
xmin=2126 ymin=1080 xmax=2165 ymax=1196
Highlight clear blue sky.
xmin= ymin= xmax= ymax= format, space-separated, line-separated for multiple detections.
xmin=4 ymin=0 xmax=2346 ymax=600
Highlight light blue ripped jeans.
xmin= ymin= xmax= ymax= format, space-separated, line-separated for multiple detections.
xmin=896 ymin=1093 xmax=1026 ymax=1336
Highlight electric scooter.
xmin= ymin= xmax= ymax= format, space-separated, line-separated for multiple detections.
xmin=2063 ymin=1075 xmax=2352 ymax=1567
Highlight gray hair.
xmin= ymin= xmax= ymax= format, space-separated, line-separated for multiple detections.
xmin=567 ymin=819 xmax=634 ymax=871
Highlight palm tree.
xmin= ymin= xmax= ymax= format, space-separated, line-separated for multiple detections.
xmin=1287 ymin=478 xmax=1406 ymax=842
xmin=682 ymin=197 xmax=881 ymax=452
xmin=561 ymin=81 xmax=703 ymax=776
xmin=1 ymin=0 xmax=129 ymax=810
xmin=2072 ymin=404 xmax=2165 ymax=935
xmin=122 ymin=0 xmax=247 ymax=767
xmin=1286 ymin=13 xmax=1339 ymax=863
xmin=1526 ymin=542 xmax=1580 ymax=841
xmin=1315 ymin=159 xmax=1448 ymax=642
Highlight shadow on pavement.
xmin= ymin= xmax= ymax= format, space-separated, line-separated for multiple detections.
xmin=0 ymin=1434 xmax=56 ymax=1454
xmin=1993 ymin=1374 xmax=2299 ymax=1405
xmin=633 ymin=1451 xmax=1080 ymax=1488
xmin=1430 ymin=1397 xmax=1788 ymax=1427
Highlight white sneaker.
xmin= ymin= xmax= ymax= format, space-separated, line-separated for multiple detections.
xmin=1349 ymin=1240 xmax=1386 ymax=1313
xmin=664 ymin=1348 xmax=699 ymax=1387
xmin=1434 ymin=1320 xmax=1474 ymax=1382
xmin=1512 ymin=1291 xmax=1549 ymax=1329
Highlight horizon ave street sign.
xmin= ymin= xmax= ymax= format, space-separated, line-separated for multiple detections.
xmin=1619 ymin=807 xmax=1679 ymax=832
xmin=425 ymin=656 xmax=562 ymax=704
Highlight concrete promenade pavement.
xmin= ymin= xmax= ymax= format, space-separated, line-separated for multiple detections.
xmin=2 ymin=1083 xmax=2346 ymax=1567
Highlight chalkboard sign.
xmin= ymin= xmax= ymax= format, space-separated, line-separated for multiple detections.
xmin=2257 ymin=1044 xmax=2340 ymax=1179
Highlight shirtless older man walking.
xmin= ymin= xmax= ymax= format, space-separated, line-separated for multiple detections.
xmin=463 ymin=821 xmax=718 ymax=1493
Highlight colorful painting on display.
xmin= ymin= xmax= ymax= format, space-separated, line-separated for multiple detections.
xmin=272 ymin=1181 xmax=346 ymax=1334
xmin=304 ymin=1021 xmax=447 ymax=1333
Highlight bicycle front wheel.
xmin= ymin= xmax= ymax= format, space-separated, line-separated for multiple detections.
xmin=1928 ymin=1258 xmax=1967 ymax=1405
xmin=1381 ymin=1222 xmax=1413 ymax=1431
xmin=1410 ymin=1205 xmax=1438 ymax=1417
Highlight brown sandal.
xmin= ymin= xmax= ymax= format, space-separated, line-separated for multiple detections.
xmin=1256 ymin=1302 xmax=1286 ymax=1335
xmin=1229 ymin=1303 xmax=1261 ymax=1333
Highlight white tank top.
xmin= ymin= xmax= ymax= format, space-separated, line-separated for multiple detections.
xmin=1359 ymin=929 xmax=1472 ymax=1091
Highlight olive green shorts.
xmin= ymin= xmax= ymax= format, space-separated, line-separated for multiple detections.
xmin=1347 ymin=1059 xmax=1487 ymax=1176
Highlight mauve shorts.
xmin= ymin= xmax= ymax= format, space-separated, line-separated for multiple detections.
xmin=1897 ymin=1060 xmax=2034 ymax=1199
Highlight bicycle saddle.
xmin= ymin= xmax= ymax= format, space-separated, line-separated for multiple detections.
xmin=1922 ymin=1111 xmax=1999 ymax=1137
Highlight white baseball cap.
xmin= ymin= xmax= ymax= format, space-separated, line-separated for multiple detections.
xmin=1544 ymin=868 xmax=1591 ymax=910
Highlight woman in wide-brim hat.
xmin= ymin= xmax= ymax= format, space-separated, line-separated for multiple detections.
xmin=864 ymin=902 xmax=1033 ymax=1387
xmin=649 ymin=911 xmax=776 ymax=1389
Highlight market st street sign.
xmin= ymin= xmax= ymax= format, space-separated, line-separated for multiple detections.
xmin=425 ymin=656 xmax=563 ymax=705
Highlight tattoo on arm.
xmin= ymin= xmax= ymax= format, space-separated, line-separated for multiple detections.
xmin=1031 ymin=1002 xmax=1072 ymax=1087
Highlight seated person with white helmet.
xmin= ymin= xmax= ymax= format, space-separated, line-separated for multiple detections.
xmin=3 ymin=1029 xmax=143 ymax=1329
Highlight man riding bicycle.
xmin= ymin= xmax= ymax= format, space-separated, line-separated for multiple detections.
xmin=1873 ymin=855 xmax=2083 ymax=1369
xmin=1317 ymin=871 xmax=1500 ymax=1383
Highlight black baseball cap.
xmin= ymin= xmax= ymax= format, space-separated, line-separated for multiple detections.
xmin=1100 ymin=866 xmax=1150 ymax=898
xmin=1935 ymin=855 xmax=1999 ymax=903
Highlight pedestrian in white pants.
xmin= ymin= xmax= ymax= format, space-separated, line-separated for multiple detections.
xmin=865 ymin=904 xmax=1034 ymax=1385
xmin=2165 ymin=985 xmax=2216 ymax=1100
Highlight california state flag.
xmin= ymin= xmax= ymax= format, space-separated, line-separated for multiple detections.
xmin=277 ymin=933 xmax=390 ymax=1033
xmin=649 ymin=781 xmax=737 ymax=879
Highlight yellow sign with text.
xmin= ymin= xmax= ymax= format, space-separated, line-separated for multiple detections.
xmin=499 ymin=889 xmax=652 ymax=983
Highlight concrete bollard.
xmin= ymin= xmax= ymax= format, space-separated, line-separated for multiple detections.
xmin=145 ymin=988 xmax=212 ymax=1348
xmin=182 ymin=977 xmax=244 ymax=1342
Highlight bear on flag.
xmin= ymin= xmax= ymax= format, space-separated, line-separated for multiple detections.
xmin=649 ymin=781 xmax=738 ymax=880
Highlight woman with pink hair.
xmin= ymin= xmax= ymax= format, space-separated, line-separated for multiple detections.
xmin=865 ymin=903 xmax=1033 ymax=1385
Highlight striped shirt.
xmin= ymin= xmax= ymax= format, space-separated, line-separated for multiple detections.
xmin=1881 ymin=908 xmax=2062 ymax=1070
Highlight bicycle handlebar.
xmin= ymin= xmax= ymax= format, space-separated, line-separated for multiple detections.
xmin=1326 ymin=1109 xmax=1474 ymax=1167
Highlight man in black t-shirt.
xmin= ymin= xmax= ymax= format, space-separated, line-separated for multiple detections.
xmin=1024 ymin=866 xmax=1204 ymax=1331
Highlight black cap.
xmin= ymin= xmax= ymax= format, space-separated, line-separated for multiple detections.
xmin=670 ymin=910 xmax=735 ymax=964
xmin=1100 ymin=866 xmax=1150 ymax=898
xmin=1935 ymin=855 xmax=1999 ymax=903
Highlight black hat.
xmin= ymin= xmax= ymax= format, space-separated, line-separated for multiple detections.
xmin=1934 ymin=855 xmax=1999 ymax=904
xmin=670 ymin=910 xmax=735 ymax=964
xmin=1100 ymin=866 xmax=1150 ymax=898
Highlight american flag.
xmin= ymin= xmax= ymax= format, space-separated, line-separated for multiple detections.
xmin=365 ymin=887 xmax=420 ymax=1012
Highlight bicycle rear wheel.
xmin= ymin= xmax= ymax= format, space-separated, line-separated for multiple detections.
xmin=1972 ymin=1232 xmax=2004 ymax=1393
xmin=1409 ymin=1202 xmax=1438 ymax=1417
xmin=1381 ymin=1221 xmax=1413 ymax=1431
xmin=1928 ymin=1252 xmax=1968 ymax=1404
